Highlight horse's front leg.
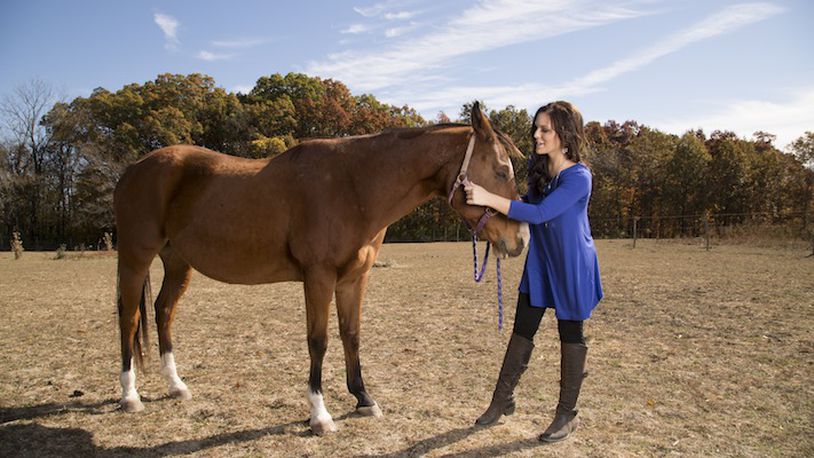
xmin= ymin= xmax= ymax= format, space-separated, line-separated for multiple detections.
xmin=336 ymin=271 xmax=382 ymax=417
xmin=304 ymin=266 xmax=338 ymax=435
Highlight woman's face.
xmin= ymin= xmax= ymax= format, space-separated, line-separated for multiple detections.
xmin=533 ymin=112 xmax=563 ymax=156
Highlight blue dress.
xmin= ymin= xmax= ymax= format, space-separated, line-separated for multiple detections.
xmin=507 ymin=163 xmax=603 ymax=320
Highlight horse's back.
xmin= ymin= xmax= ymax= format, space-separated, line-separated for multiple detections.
xmin=114 ymin=146 xmax=298 ymax=282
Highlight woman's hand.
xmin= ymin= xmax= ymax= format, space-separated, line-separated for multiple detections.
xmin=464 ymin=181 xmax=493 ymax=207
xmin=464 ymin=181 xmax=512 ymax=215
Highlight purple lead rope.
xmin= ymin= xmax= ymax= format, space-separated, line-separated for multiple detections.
xmin=497 ymin=257 xmax=503 ymax=331
xmin=472 ymin=235 xmax=490 ymax=282
xmin=471 ymin=234 xmax=504 ymax=331
xmin=448 ymin=134 xmax=504 ymax=331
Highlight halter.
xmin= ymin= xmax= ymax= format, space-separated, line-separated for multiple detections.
xmin=447 ymin=135 xmax=497 ymax=233
xmin=447 ymin=134 xmax=504 ymax=331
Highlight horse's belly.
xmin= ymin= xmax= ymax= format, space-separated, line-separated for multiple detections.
xmin=170 ymin=229 xmax=301 ymax=285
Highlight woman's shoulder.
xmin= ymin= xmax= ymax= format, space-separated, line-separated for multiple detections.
xmin=564 ymin=161 xmax=589 ymax=171
xmin=559 ymin=163 xmax=592 ymax=195
xmin=561 ymin=162 xmax=591 ymax=179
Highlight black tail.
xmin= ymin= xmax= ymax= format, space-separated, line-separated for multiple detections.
xmin=133 ymin=273 xmax=152 ymax=371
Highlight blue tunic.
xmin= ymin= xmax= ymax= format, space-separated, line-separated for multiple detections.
xmin=507 ymin=163 xmax=603 ymax=320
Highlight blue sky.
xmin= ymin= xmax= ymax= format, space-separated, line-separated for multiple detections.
xmin=1 ymin=0 xmax=812 ymax=148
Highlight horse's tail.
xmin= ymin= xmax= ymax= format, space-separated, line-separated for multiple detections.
xmin=116 ymin=271 xmax=152 ymax=372
xmin=136 ymin=274 xmax=152 ymax=371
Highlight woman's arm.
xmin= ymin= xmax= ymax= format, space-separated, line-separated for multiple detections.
xmin=464 ymin=182 xmax=512 ymax=215
xmin=465 ymin=170 xmax=590 ymax=224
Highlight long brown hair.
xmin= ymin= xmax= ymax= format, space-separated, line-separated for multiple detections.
xmin=527 ymin=101 xmax=586 ymax=196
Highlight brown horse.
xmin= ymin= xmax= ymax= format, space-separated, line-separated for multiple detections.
xmin=113 ymin=102 xmax=529 ymax=434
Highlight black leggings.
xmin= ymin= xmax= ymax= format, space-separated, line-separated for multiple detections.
xmin=512 ymin=293 xmax=585 ymax=344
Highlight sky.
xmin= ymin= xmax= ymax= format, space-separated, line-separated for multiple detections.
xmin=1 ymin=0 xmax=812 ymax=148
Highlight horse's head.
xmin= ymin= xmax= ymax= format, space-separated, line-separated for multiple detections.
xmin=450 ymin=102 xmax=529 ymax=258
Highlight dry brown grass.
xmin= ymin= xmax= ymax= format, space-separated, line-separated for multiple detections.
xmin=1 ymin=240 xmax=812 ymax=457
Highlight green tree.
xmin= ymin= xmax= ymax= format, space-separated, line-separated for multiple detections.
xmin=662 ymin=132 xmax=711 ymax=234
xmin=789 ymin=131 xmax=814 ymax=169
xmin=0 ymin=79 xmax=61 ymax=248
xmin=627 ymin=127 xmax=677 ymax=233
xmin=706 ymin=131 xmax=751 ymax=216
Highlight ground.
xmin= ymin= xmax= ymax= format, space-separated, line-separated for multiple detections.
xmin=0 ymin=240 xmax=812 ymax=457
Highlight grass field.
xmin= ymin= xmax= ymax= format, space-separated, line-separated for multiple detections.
xmin=1 ymin=240 xmax=812 ymax=457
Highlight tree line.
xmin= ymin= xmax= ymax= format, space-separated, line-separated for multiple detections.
xmin=1 ymin=73 xmax=812 ymax=250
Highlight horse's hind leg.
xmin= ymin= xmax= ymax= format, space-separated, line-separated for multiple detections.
xmin=117 ymin=251 xmax=156 ymax=412
xmin=303 ymin=266 xmax=338 ymax=435
xmin=156 ymin=243 xmax=193 ymax=400
xmin=336 ymin=270 xmax=382 ymax=417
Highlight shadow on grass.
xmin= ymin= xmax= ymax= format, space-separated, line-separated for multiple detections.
xmin=0 ymin=420 xmax=305 ymax=457
xmin=0 ymin=398 xmax=117 ymax=424
xmin=353 ymin=425 xmax=544 ymax=458
xmin=1 ymin=402 xmax=545 ymax=456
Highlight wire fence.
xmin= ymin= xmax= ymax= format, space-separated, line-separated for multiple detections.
xmin=386 ymin=209 xmax=814 ymax=255
xmin=593 ymin=211 xmax=811 ymax=249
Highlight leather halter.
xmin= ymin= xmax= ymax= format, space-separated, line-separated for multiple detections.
xmin=447 ymin=134 xmax=496 ymax=234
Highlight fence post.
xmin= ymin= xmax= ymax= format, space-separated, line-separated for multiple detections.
xmin=633 ymin=216 xmax=639 ymax=248
xmin=704 ymin=217 xmax=710 ymax=251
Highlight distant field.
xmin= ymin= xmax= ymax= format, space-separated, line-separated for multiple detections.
xmin=1 ymin=240 xmax=812 ymax=457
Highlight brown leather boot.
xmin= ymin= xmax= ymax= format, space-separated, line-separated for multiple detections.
xmin=539 ymin=342 xmax=587 ymax=442
xmin=475 ymin=333 xmax=534 ymax=426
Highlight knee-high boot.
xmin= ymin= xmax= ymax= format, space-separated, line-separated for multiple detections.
xmin=539 ymin=341 xmax=587 ymax=442
xmin=475 ymin=333 xmax=535 ymax=426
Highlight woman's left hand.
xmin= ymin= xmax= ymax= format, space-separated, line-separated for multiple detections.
xmin=464 ymin=181 xmax=494 ymax=207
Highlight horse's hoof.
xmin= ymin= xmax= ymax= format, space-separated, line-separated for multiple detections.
xmin=310 ymin=417 xmax=338 ymax=436
xmin=356 ymin=402 xmax=383 ymax=417
xmin=169 ymin=387 xmax=192 ymax=400
xmin=120 ymin=398 xmax=145 ymax=413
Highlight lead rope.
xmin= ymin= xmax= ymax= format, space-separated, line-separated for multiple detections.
xmin=471 ymin=233 xmax=504 ymax=331
xmin=449 ymin=134 xmax=504 ymax=331
xmin=472 ymin=233 xmax=490 ymax=282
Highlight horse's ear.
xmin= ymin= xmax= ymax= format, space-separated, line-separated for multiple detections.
xmin=471 ymin=101 xmax=495 ymax=142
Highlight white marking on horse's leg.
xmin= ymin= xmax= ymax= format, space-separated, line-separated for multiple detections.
xmin=120 ymin=359 xmax=144 ymax=412
xmin=161 ymin=352 xmax=192 ymax=400
xmin=308 ymin=390 xmax=337 ymax=435
xmin=357 ymin=402 xmax=383 ymax=417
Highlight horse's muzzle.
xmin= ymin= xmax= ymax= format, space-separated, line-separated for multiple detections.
xmin=498 ymin=223 xmax=529 ymax=258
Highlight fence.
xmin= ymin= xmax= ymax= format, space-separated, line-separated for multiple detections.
xmin=386 ymin=208 xmax=814 ymax=255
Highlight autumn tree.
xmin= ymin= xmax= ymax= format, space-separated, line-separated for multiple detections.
xmin=789 ymin=131 xmax=814 ymax=169
xmin=662 ymin=132 xmax=711 ymax=234
xmin=0 ymin=79 xmax=62 ymax=248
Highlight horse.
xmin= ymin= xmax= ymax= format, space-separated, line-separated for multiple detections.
xmin=113 ymin=102 xmax=530 ymax=435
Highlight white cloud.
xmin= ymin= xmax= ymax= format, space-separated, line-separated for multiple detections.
xmin=566 ymin=2 xmax=784 ymax=92
xmin=231 ymin=84 xmax=254 ymax=94
xmin=342 ymin=24 xmax=370 ymax=34
xmin=651 ymin=87 xmax=814 ymax=149
xmin=369 ymin=2 xmax=787 ymax=122
xmin=384 ymin=11 xmax=416 ymax=20
xmin=154 ymin=13 xmax=180 ymax=49
xmin=197 ymin=50 xmax=233 ymax=61
xmin=353 ymin=1 xmax=408 ymax=17
xmin=212 ymin=38 xmax=268 ymax=48
xmin=309 ymin=0 xmax=653 ymax=91
xmin=385 ymin=22 xmax=418 ymax=38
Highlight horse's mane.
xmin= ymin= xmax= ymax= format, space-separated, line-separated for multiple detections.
xmin=297 ymin=123 xmax=524 ymax=160
xmin=387 ymin=123 xmax=524 ymax=159
xmin=384 ymin=123 xmax=468 ymax=139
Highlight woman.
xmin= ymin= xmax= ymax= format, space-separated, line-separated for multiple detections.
xmin=464 ymin=101 xmax=603 ymax=443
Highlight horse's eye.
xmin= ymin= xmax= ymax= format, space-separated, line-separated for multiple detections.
xmin=497 ymin=169 xmax=509 ymax=181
